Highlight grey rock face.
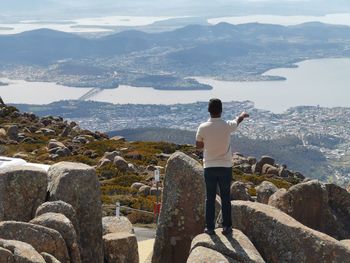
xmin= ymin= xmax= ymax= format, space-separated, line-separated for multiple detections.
xmin=48 ymin=162 xmax=103 ymax=263
xmin=35 ymin=201 xmax=80 ymax=242
xmin=0 ymin=239 xmax=46 ymax=263
xmin=130 ymin=182 xmax=145 ymax=191
xmin=188 ymin=228 xmax=265 ymax=263
xmin=252 ymin=156 xmax=274 ymax=174
xmin=6 ymin=125 xmax=18 ymax=140
xmin=261 ymin=164 xmax=279 ymax=176
xmin=0 ymin=221 xmax=70 ymax=263
xmin=101 ymin=151 xmax=121 ymax=162
xmin=269 ymin=180 xmax=350 ymax=239
xmin=30 ymin=212 xmax=81 ymax=263
xmin=138 ymin=185 xmax=151 ymax=196
xmin=102 ymin=216 xmax=133 ymax=236
xmin=113 ymin=156 xmax=129 ymax=172
xmin=324 ymin=183 xmax=350 ymax=239
xmin=268 ymin=180 xmax=330 ymax=231
xmin=230 ymin=181 xmax=253 ymax=201
xmin=40 ymin=252 xmax=61 ymax=263
xmin=152 ymin=152 xmax=206 ymax=263
xmin=255 ymin=181 xmax=278 ymax=204
xmin=103 ymin=233 xmax=139 ymax=263
xmin=0 ymin=166 xmax=47 ymax=221
xmin=187 ymin=246 xmax=234 ymax=263
xmin=231 ymin=201 xmax=350 ymax=263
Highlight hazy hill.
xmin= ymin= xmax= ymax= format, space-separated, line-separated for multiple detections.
xmin=1 ymin=22 xmax=350 ymax=65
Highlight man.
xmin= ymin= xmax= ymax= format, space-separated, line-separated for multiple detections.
xmin=196 ymin=98 xmax=249 ymax=235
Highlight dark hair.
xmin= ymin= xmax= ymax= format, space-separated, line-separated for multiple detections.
xmin=208 ymin=98 xmax=222 ymax=115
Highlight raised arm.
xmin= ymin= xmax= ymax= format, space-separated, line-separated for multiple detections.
xmin=237 ymin=111 xmax=249 ymax=125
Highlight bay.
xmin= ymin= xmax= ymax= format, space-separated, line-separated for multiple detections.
xmin=1 ymin=58 xmax=350 ymax=113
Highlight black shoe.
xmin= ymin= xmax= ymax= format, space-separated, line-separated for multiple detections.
xmin=222 ymin=227 xmax=233 ymax=235
xmin=204 ymin=228 xmax=215 ymax=235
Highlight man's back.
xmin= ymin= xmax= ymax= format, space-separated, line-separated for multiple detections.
xmin=196 ymin=117 xmax=237 ymax=168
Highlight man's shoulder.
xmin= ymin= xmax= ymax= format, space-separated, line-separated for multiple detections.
xmin=198 ymin=121 xmax=211 ymax=129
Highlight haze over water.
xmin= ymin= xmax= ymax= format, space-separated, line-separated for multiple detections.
xmin=1 ymin=58 xmax=350 ymax=113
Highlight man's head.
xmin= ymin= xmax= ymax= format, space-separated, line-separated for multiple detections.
xmin=208 ymin=98 xmax=222 ymax=117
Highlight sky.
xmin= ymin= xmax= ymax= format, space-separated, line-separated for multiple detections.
xmin=1 ymin=0 xmax=350 ymax=19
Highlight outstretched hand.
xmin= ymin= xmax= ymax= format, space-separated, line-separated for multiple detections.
xmin=237 ymin=111 xmax=249 ymax=124
xmin=240 ymin=111 xmax=250 ymax=119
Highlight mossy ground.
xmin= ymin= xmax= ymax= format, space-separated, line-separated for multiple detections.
xmin=2 ymin=112 xmax=299 ymax=224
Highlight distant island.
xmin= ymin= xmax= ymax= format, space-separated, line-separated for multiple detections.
xmin=0 ymin=81 xmax=8 ymax=86
xmin=1 ymin=22 xmax=350 ymax=90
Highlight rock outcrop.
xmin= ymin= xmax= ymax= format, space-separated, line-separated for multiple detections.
xmin=113 ymin=156 xmax=129 ymax=172
xmin=102 ymin=216 xmax=133 ymax=235
xmin=187 ymin=228 xmax=265 ymax=263
xmin=231 ymin=201 xmax=350 ymax=263
xmin=251 ymin=156 xmax=274 ymax=174
xmin=0 ymin=166 xmax=47 ymax=221
xmin=0 ymin=221 xmax=70 ymax=262
xmin=30 ymin=212 xmax=81 ymax=263
xmin=230 ymin=181 xmax=253 ymax=201
xmin=48 ymin=162 xmax=103 ymax=263
xmin=269 ymin=180 xmax=350 ymax=239
xmin=152 ymin=152 xmax=206 ymax=263
xmin=35 ymin=201 xmax=80 ymax=242
xmin=103 ymin=233 xmax=139 ymax=263
xmin=325 ymin=183 xmax=350 ymax=239
xmin=255 ymin=181 xmax=278 ymax=204
xmin=41 ymin=252 xmax=61 ymax=263
xmin=0 ymin=239 xmax=46 ymax=263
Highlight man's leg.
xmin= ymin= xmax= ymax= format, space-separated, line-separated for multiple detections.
xmin=204 ymin=168 xmax=217 ymax=231
xmin=218 ymin=167 xmax=232 ymax=229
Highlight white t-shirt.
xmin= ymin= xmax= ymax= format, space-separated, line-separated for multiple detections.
xmin=196 ymin=117 xmax=238 ymax=168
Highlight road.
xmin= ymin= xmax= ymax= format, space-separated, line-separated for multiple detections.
xmin=134 ymin=227 xmax=156 ymax=242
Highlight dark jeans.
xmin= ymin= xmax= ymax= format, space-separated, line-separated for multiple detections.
xmin=204 ymin=167 xmax=232 ymax=230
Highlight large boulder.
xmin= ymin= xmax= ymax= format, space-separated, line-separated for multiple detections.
xmin=113 ymin=156 xmax=129 ymax=172
xmin=0 ymin=247 xmax=12 ymax=263
xmin=30 ymin=212 xmax=81 ymax=263
xmin=152 ymin=152 xmax=206 ymax=263
xmin=187 ymin=246 xmax=234 ymax=263
xmin=268 ymin=180 xmax=329 ymax=232
xmin=230 ymin=181 xmax=253 ymax=201
xmin=269 ymin=180 xmax=350 ymax=240
xmin=103 ymin=233 xmax=139 ymax=263
xmin=102 ymin=216 xmax=133 ymax=235
xmin=341 ymin=240 xmax=350 ymax=249
xmin=0 ymin=166 xmax=47 ymax=221
xmin=231 ymin=201 xmax=350 ymax=263
xmin=47 ymin=139 xmax=66 ymax=150
xmin=255 ymin=181 xmax=278 ymax=204
xmin=101 ymin=151 xmax=121 ymax=162
xmin=187 ymin=228 xmax=265 ymax=263
xmin=41 ymin=252 xmax=61 ymax=263
xmin=0 ymin=239 xmax=46 ymax=263
xmin=261 ymin=164 xmax=279 ymax=176
xmin=0 ymin=221 xmax=70 ymax=263
xmin=138 ymin=185 xmax=151 ymax=196
xmin=48 ymin=162 xmax=103 ymax=263
xmin=267 ymin=188 xmax=287 ymax=206
xmin=6 ymin=125 xmax=18 ymax=140
xmin=252 ymin=156 xmax=274 ymax=174
xmin=35 ymin=201 xmax=80 ymax=241
xmin=325 ymin=183 xmax=350 ymax=239
xmin=130 ymin=182 xmax=145 ymax=191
